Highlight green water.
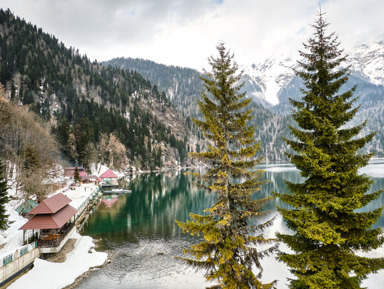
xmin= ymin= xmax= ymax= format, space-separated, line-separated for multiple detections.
xmin=76 ymin=163 xmax=384 ymax=289
xmin=82 ymin=170 xmax=216 ymax=247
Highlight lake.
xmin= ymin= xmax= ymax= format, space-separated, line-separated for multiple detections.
xmin=76 ymin=162 xmax=384 ymax=289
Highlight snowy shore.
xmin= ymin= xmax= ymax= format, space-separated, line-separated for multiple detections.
xmin=8 ymin=232 xmax=108 ymax=289
xmin=0 ymin=180 xmax=108 ymax=289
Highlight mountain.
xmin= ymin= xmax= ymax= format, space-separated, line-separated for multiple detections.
xmin=244 ymin=56 xmax=296 ymax=106
xmin=242 ymin=40 xmax=384 ymax=157
xmin=102 ymin=58 xmax=203 ymax=120
xmin=244 ymin=40 xmax=384 ymax=106
xmin=0 ymin=9 xmax=200 ymax=171
xmin=348 ymin=41 xmax=384 ymax=86
xmin=103 ymin=57 xmax=292 ymax=162
xmin=4 ymin=4 xmax=380 ymax=168
xmin=105 ymin=39 xmax=384 ymax=160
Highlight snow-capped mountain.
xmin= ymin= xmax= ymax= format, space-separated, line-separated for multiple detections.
xmin=244 ymin=56 xmax=296 ymax=105
xmin=241 ymin=40 xmax=384 ymax=157
xmin=244 ymin=40 xmax=384 ymax=107
xmin=347 ymin=40 xmax=384 ymax=86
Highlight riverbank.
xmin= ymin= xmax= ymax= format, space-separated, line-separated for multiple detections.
xmin=2 ymin=162 xmax=384 ymax=288
xmin=0 ymin=177 xmax=108 ymax=288
xmin=7 ymin=232 xmax=108 ymax=289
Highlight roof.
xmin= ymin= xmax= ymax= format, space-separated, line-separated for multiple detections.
xmin=64 ymin=167 xmax=84 ymax=171
xmin=19 ymin=205 xmax=77 ymax=230
xmin=99 ymin=169 xmax=118 ymax=179
xmin=29 ymin=193 xmax=72 ymax=215
xmin=81 ymin=175 xmax=98 ymax=180
xmin=65 ymin=170 xmax=88 ymax=178
xmin=15 ymin=200 xmax=39 ymax=214
xmin=64 ymin=167 xmax=85 ymax=177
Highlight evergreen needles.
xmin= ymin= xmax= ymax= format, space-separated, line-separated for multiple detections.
xmin=177 ymin=43 xmax=277 ymax=289
xmin=274 ymin=11 xmax=384 ymax=288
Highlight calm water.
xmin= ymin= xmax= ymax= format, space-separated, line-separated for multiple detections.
xmin=76 ymin=162 xmax=384 ymax=289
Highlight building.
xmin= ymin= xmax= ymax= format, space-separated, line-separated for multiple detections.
xmin=99 ymin=168 xmax=119 ymax=187
xmin=64 ymin=166 xmax=84 ymax=178
xmin=19 ymin=193 xmax=77 ymax=254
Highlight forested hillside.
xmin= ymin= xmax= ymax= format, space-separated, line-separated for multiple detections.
xmin=103 ymin=57 xmax=203 ymax=120
xmin=0 ymin=9 xmax=201 ymax=171
xmin=104 ymin=57 xmax=291 ymax=161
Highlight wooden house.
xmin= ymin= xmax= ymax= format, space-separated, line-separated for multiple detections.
xmin=19 ymin=193 xmax=77 ymax=253
xmin=99 ymin=168 xmax=118 ymax=187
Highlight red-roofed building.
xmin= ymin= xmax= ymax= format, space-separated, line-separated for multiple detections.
xmin=64 ymin=166 xmax=85 ymax=178
xmin=99 ymin=168 xmax=119 ymax=187
xmin=20 ymin=206 xmax=77 ymax=230
xmin=28 ymin=193 xmax=72 ymax=215
xmin=99 ymin=168 xmax=118 ymax=179
xmin=19 ymin=193 xmax=78 ymax=253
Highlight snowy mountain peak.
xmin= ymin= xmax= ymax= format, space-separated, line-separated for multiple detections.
xmin=346 ymin=40 xmax=384 ymax=86
xmin=246 ymin=56 xmax=296 ymax=105
xmin=244 ymin=40 xmax=384 ymax=106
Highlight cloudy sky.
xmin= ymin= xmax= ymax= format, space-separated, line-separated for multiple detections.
xmin=1 ymin=0 xmax=383 ymax=71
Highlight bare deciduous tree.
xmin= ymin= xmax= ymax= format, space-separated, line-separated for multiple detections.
xmin=0 ymin=91 xmax=60 ymax=201
xmin=106 ymin=133 xmax=127 ymax=171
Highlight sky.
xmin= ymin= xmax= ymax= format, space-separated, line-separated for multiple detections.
xmin=1 ymin=0 xmax=384 ymax=71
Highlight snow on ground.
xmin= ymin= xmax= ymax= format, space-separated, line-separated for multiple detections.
xmin=0 ymin=209 xmax=28 ymax=259
xmin=61 ymin=182 xmax=98 ymax=210
xmin=359 ymin=163 xmax=384 ymax=178
xmin=0 ymin=183 xmax=36 ymax=259
xmin=0 ymin=173 xmax=108 ymax=288
xmin=8 ymin=232 xmax=108 ymax=289
xmin=358 ymin=242 xmax=384 ymax=289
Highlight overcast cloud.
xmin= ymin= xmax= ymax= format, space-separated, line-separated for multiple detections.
xmin=1 ymin=0 xmax=383 ymax=70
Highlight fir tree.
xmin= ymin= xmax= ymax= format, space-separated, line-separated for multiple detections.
xmin=177 ymin=43 xmax=276 ymax=289
xmin=74 ymin=167 xmax=81 ymax=183
xmin=274 ymin=11 xmax=384 ymax=288
xmin=0 ymin=159 xmax=9 ymax=230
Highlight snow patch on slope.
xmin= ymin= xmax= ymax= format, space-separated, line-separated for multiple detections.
xmin=246 ymin=56 xmax=296 ymax=105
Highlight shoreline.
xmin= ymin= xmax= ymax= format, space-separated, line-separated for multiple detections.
xmin=3 ymin=162 xmax=384 ymax=288
xmin=7 ymin=233 xmax=108 ymax=289
xmin=62 ymin=251 xmax=111 ymax=289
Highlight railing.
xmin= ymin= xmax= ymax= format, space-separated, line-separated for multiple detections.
xmin=1 ymin=242 xmax=38 ymax=267
xmin=75 ymin=188 xmax=101 ymax=220
xmin=2 ymin=254 xmax=12 ymax=267
xmin=38 ymin=222 xmax=75 ymax=248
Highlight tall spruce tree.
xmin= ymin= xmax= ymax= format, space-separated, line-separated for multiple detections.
xmin=274 ymin=11 xmax=384 ymax=288
xmin=177 ymin=43 xmax=276 ymax=289
xmin=0 ymin=159 xmax=9 ymax=230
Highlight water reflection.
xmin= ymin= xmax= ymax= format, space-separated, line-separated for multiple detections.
xmin=82 ymin=171 xmax=216 ymax=246
xmin=77 ymin=163 xmax=384 ymax=289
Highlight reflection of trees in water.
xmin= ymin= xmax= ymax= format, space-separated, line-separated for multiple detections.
xmin=83 ymin=171 xmax=216 ymax=243
xmin=82 ymin=170 xmax=384 ymax=244
xmin=126 ymin=171 xmax=216 ymax=239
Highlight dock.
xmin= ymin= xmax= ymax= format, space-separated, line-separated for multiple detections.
xmin=102 ymin=188 xmax=131 ymax=194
